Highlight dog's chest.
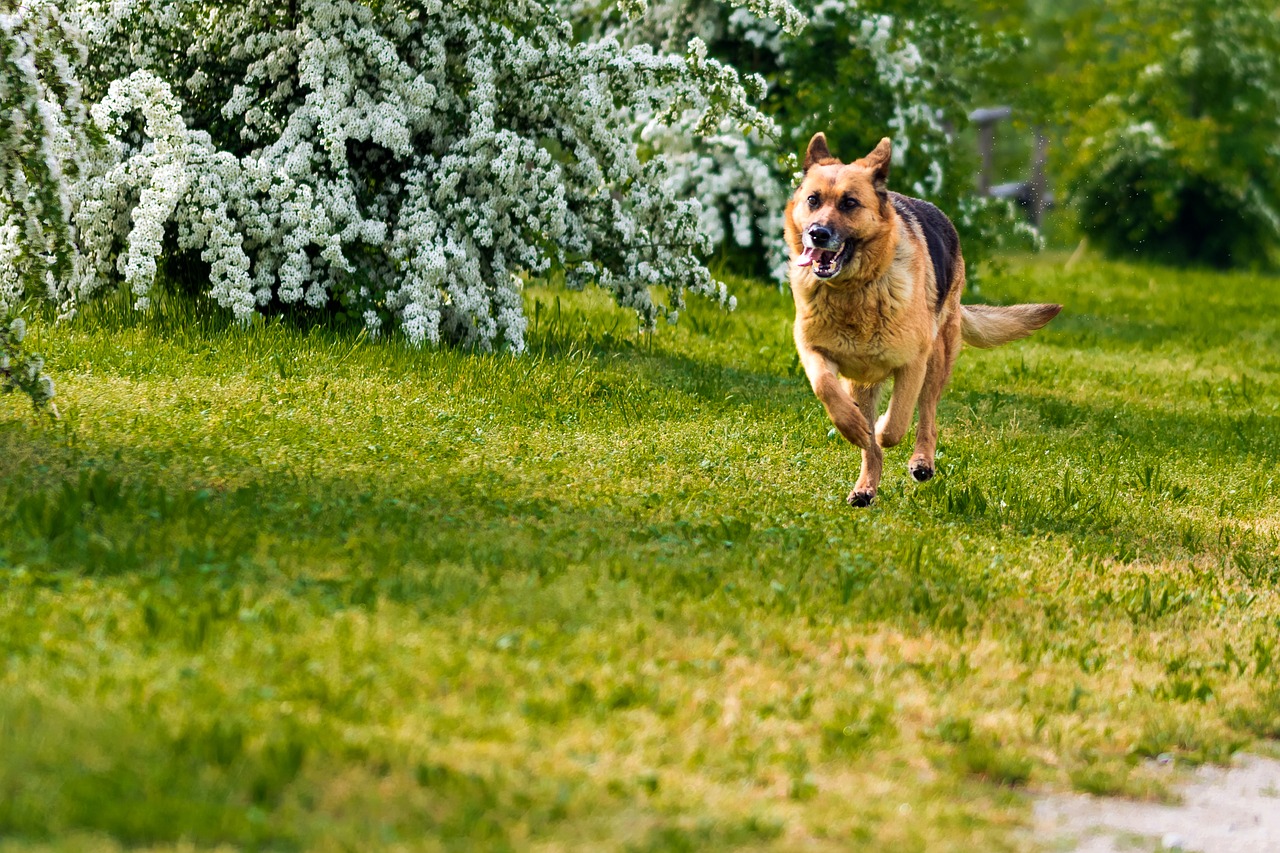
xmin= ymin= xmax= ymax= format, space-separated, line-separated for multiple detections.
xmin=794 ymin=267 xmax=926 ymax=383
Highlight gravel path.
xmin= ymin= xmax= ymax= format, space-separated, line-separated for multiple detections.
xmin=1035 ymin=754 xmax=1280 ymax=852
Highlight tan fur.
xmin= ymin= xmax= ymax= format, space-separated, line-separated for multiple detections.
xmin=786 ymin=133 xmax=1062 ymax=506
xmin=960 ymin=303 xmax=1062 ymax=348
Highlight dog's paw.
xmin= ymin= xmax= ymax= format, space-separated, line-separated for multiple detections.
xmin=847 ymin=489 xmax=876 ymax=508
xmin=908 ymin=460 xmax=934 ymax=482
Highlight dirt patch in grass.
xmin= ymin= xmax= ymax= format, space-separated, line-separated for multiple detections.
xmin=1036 ymin=754 xmax=1280 ymax=852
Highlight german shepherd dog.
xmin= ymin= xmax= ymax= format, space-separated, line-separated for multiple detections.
xmin=785 ymin=133 xmax=1061 ymax=507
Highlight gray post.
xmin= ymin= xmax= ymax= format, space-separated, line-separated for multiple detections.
xmin=1029 ymin=128 xmax=1048 ymax=228
xmin=967 ymin=107 xmax=1012 ymax=196
xmin=978 ymin=124 xmax=995 ymax=195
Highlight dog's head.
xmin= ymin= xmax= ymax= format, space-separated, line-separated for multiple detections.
xmin=785 ymin=134 xmax=894 ymax=281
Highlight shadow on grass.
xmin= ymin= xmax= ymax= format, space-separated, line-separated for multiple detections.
xmin=951 ymin=385 xmax=1280 ymax=464
xmin=5 ymin=385 xmax=1275 ymax=616
xmin=16 ymin=280 xmax=1279 ymax=577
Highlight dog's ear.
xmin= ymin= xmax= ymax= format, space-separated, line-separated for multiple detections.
xmin=862 ymin=137 xmax=891 ymax=193
xmin=804 ymin=133 xmax=835 ymax=172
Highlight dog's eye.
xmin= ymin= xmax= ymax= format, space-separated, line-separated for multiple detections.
xmin=806 ymin=194 xmax=820 ymax=209
xmin=839 ymin=196 xmax=860 ymax=211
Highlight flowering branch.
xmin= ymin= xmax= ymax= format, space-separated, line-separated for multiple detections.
xmin=1 ymin=311 xmax=56 ymax=414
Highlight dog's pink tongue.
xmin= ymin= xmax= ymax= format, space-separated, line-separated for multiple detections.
xmin=797 ymin=247 xmax=821 ymax=268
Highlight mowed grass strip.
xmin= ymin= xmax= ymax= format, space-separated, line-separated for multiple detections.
xmin=1 ymin=255 xmax=1278 ymax=852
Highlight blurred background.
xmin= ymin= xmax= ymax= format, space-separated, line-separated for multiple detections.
xmin=973 ymin=0 xmax=1280 ymax=267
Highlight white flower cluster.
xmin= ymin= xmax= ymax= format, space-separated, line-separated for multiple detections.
xmin=45 ymin=0 xmax=785 ymax=349
xmin=571 ymin=0 xmax=786 ymax=276
xmin=0 ymin=0 xmax=89 ymax=311
xmin=0 ymin=1 xmax=78 ymax=411
xmin=77 ymin=71 xmax=193 ymax=311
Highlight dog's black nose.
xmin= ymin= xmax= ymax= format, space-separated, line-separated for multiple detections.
xmin=807 ymin=225 xmax=835 ymax=246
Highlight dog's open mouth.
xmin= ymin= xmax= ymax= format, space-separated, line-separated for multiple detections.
xmin=796 ymin=238 xmax=854 ymax=279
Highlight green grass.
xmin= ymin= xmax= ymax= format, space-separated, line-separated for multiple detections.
xmin=1 ymin=253 xmax=1279 ymax=852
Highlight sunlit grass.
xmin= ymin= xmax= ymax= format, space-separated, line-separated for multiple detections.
xmin=1 ymin=254 xmax=1278 ymax=851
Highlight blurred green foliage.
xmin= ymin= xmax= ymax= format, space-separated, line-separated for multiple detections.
xmin=978 ymin=0 xmax=1280 ymax=269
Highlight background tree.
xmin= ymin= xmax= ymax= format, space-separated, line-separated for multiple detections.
xmin=980 ymin=0 xmax=1280 ymax=268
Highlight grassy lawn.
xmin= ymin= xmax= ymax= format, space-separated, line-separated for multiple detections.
xmin=2 ymin=254 xmax=1279 ymax=852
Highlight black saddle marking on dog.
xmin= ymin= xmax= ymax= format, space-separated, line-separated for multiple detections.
xmin=890 ymin=193 xmax=959 ymax=314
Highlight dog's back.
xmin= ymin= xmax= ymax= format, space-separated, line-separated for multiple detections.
xmin=889 ymin=192 xmax=960 ymax=314
xmin=889 ymin=191 xmax=1059 ymax=348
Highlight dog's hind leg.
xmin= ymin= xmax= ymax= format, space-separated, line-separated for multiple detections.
xmin=876 ymin=355 xmax=928 ymax=449
xmin=909 ymin=319 xmax=961 ymax=482
xmin=847 ymin=380 xmax=884 ymax=507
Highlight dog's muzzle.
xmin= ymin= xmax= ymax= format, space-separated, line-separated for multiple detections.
xmin=797 ymin=228 xmax=853 ymax=279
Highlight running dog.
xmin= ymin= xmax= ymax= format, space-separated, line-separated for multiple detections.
xmin=785 ymin=133 xmax=1061 ymax=507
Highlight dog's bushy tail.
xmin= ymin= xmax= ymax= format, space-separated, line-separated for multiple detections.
xmin=960 ymin=304 xmax=1062 ymax=349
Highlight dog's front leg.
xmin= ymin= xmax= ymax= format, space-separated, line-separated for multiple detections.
xmin=848 ymin=379 xmax=883 ymax=507
xmin=797 ymin=347 xmax=870 ymax=449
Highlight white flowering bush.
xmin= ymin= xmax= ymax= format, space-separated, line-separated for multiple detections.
xmin=4 ymin=0 xmax=1030 ymax=361
xmin=574 ymin=0 xmax=1032 ymax=278
xmin=0 ymin=0 xmax=87 ymax=303
xmin=0 ymin=1 xmax=77 ymax=410
xmin=34 ymin=0 xmax=809 ymax=350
